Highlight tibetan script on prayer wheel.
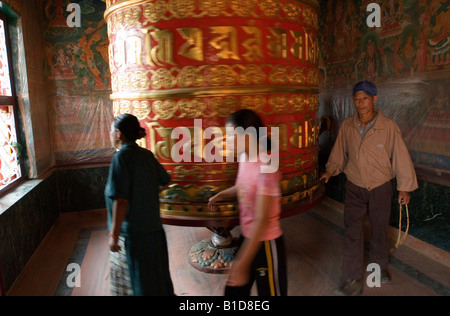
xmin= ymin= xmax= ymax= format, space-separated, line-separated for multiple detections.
xmin=105 ymin=0 xmax=322 ymax=221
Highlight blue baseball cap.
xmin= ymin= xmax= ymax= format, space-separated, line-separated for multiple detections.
xmin=353 ymin=81 xmax=377 ymax=97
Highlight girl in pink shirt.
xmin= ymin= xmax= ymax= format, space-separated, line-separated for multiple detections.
xmin=208 ymin=109 xmax=287 ymax=296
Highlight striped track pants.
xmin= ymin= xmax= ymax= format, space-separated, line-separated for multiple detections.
xmin=225 ymin=235 xmax=287 ymax=296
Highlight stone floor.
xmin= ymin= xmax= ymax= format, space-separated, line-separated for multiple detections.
xmin=6 ymin=198 xmax=450 ymax=296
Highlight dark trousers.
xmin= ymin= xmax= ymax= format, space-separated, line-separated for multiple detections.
xmin=342 ymin=180 xmax=393 ymax=281
xmin=225 ymin=235 xmax=287 ymax=296
xmin=125 ymin=230 xmax=174 ymax=296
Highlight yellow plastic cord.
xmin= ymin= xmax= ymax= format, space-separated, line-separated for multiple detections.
xmin=394 ymin=203 xmax=409 ymax=250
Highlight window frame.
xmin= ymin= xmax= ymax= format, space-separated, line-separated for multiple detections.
xmin=0 ymin=12 xmax=24 ymax=197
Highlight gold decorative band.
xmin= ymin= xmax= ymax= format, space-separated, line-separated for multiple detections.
xmin=166 ymin=163 xmax=318 ymax=182
xmin=110 ymin=85 xmax=319 ymax=100
xmin=105 ymin=0 xmax=146 ymax=19
xmin=160 ymin=183 xmax=320 ymax=217
xmin=104 ymin=0 xmax=320 ymax=21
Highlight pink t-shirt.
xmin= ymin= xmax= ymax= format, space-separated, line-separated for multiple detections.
xmin=236 ymin=156 xmax=282 ymax=241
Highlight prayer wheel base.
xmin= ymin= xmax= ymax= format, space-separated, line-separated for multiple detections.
xmin=163 ymin=184 xmax=326 ymax=274
xmin=187 ymin=230 xmax=238 ymax=274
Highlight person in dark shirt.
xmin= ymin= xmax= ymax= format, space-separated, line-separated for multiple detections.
xmin=105 ymin=114 xmax=174 ymax=296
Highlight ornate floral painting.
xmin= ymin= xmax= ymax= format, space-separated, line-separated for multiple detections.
xmin=319 ymin=0 xmax=449 ymax=185
xmin=44 ymin=0 xmax=113 ymax=165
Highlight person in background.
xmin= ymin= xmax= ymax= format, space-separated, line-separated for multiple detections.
xmin=105 ymin=114 xmax=174 ymax=296
xmin=320 ymin=81 xmax=418 ymax=296
xmin=208 ymin=109 xmax=287 ymax=296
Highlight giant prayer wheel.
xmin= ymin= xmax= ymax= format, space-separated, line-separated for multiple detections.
xmin=104 ymin=0 xmax=324 ymax=272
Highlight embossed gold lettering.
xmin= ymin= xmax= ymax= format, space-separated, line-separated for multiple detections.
xmin=267 ymin=27 xmax=288 ymax=60
xmin=126 ymin=36 xmax=143 ymax=66
xmin=209 ymin=26 xmax=240 ymax=60
xmin=290 ymin=122 xmax=303 ymax=149
xmin=112 ymin=39 xmax=126 ymax=69
xmin=290 ymin=30 xmax=304 ymax=60
xmin=290 ymin=119 xmax=318 ymax=149
xmin=142 ymin=26 xmax=176 ymax=66
xmin=242 ymin=26 xmax=264 ymax=62
xmin=305 ymin=31 xmax=318 ymax=65
xmin=177 ymin=27 xmax=204 ymax=61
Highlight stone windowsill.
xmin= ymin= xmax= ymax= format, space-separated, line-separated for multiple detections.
xmin=0 ymin=180 xmax=43 ymax=216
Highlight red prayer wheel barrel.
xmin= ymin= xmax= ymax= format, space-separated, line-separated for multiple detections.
xmin=105 ymin=0 xmax=324 ymax=272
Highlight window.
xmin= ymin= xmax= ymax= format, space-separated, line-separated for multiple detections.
xmin=0 ymin=13 xmax=21 ymax=193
